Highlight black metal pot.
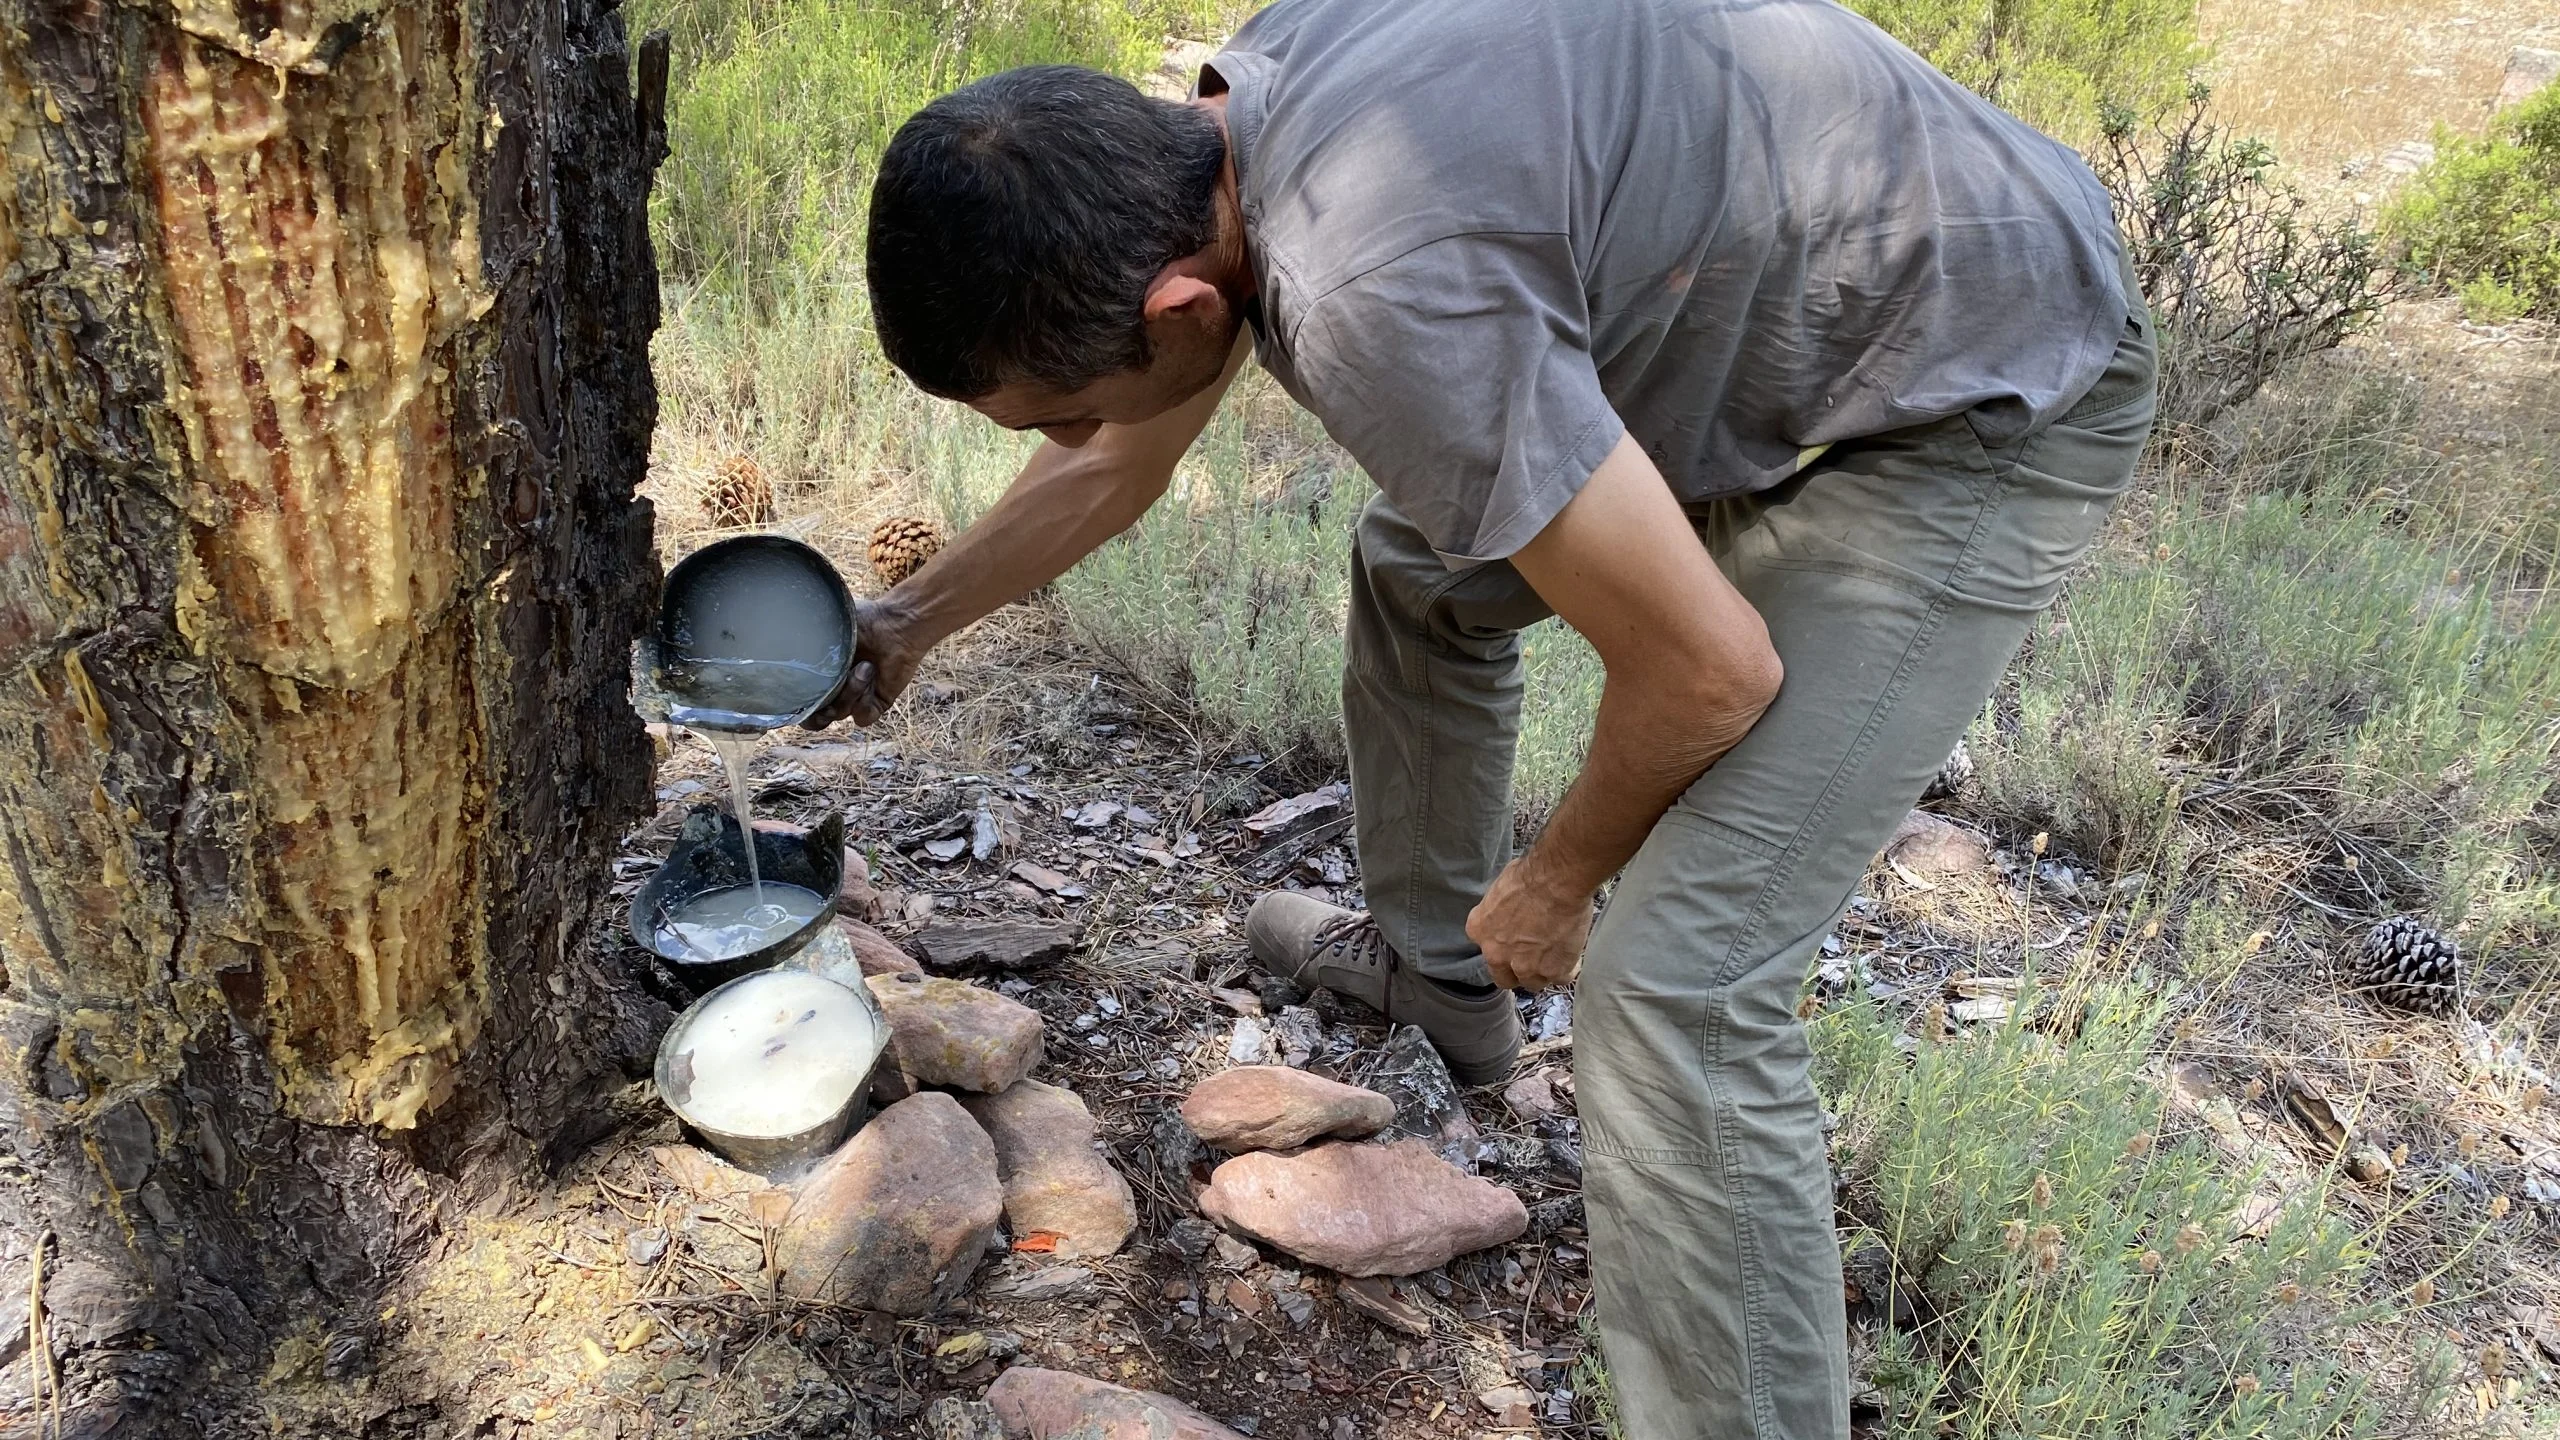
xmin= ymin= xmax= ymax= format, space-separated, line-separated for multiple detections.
xmin=630 ymin=805 xmax=845 ymax=994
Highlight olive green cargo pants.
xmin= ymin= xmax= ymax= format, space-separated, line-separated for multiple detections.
xmin=1341 ymin=301 xmax=2155 ymax=1438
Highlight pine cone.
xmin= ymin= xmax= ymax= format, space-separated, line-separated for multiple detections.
xmin=703 ymin=454 xmax=775 ymax=529
xmin=867 ymin=514 xmax=944 ymax=587
xmin=1922 ymin=737 xmax=1975 ymax=801
xmin=2349 ymin=915 xmax=2462 ymax=1016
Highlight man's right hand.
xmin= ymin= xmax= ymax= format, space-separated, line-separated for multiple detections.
xmin=798 ymin=334 xmax=1253 ymax=733
xmin=805 ymin=595 xmax=925 ymax=729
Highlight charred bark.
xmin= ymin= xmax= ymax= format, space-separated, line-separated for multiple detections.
xmin=0 ymin=0 xmax=666 ymax=1429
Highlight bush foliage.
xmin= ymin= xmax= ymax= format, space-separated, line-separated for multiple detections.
xmin=1846 ymin=0 xmax=2198 ymax=140
xmin=2385 ymin=79 xmax=2560 ymax=320
xmin=2091 ymin=88 xmax=2393 ymax=438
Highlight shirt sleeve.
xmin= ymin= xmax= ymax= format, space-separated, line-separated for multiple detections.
xmin=1289 ymin=233 xmax=1624 ymax=568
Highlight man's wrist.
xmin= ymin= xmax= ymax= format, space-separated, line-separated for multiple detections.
xmin=1512 ymin=844 xmax=1603 ymax=910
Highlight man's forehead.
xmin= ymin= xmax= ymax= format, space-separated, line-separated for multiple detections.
xmin=969 ymin=380 xmax=1083 ymax=429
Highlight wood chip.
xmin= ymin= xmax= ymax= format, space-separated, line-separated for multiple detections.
xmin=1010 ymin=861 xmax=1071 ymax=893
xmin=913 ymin=918 xmax=1083 ymax=971
xmin=1335 ymin=1276 xmax=1432 ymax=1337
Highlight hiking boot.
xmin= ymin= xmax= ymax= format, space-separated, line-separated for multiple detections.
xmin=1244 ymin=891 xmax=1522 ymax=1086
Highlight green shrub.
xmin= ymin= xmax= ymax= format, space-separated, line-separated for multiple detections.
xmin=2385 ymin=79 xmax=2560 ymax=319
xmin=1813 ymin=980 xmax=2408 ymax=1438
xmin=1980 ymin=480 xmax=2560 ymax=941
xmin=639 ymin=0 xmax=1237 ymax=308
xmin=1847 ymin=0 xmax=2199 ymax=141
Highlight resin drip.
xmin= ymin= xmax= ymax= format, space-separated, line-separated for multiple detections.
xmin=700 ymin=729 xmax=765 ymax=902
xmin=661 ymin=969 xmax=884 ymax=1139
xmin=656 ymin=882 xmax=827 ymax=964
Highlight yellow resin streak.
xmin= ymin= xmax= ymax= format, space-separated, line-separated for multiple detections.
xmin=142 ymin=6 xmax=491 ymax=1128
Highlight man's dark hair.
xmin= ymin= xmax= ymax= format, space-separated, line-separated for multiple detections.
xmin=867 ymin=66 xmax=1228 ymax=400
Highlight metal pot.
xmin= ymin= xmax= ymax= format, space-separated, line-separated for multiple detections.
xmin=630 ymin=806 xmax=845 ymax=994
xmin=653 ymin=963 xmax=888 ymax=1174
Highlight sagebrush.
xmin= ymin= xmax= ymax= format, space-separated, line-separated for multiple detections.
xmin=2385 ymin=78 xmax=2560 ymax=321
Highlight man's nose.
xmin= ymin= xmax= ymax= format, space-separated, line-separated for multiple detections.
xmin=1041 ymin=421 xmax=1103 ymax=448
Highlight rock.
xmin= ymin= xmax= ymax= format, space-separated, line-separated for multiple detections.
xmin=625 ymin=1226 xmax=670 ymax=1266
xmin=774 ymin=1092 xmax=1001 ymax=1314
xmin=2377 ymin=139 xmax=2436 ymax=175
xmin=1884 ymin=810 xmax=1991 ymax=881
xmin=652 ymin=1143 xmax=772 ymax=1202
xmin=1502 ymin=1070 xmax=1558 ymax=1122
xmin=1212 ymin=1233 xmax=1259 ymax=1271
xmin=996 ymin=1264 xmax=1096 ymax=1301
xmin=1335 ymin=1275 xmax=1432 ymax=1337
xmin=961 ymin=1079 xmax=1136 ymax=1257
xmin=866 ymin=973 xmax=1044 ymax=1093
xmin=1367 ymin=1025 xmax=1485 ymax=1169
xmin=841 ymin=846 xmax=882 ymax=920
xmin=1477 ymin=1383 xmax=1538 ymax=1428
xmin=1146 ymin=1109 xmax=1209 ymax=1190
xmin=915 ymin=919 xmax=1082 ymax=971
xmin=838 ymin=917 xmax=922 ymax=976
xmin=2501 ymin=46 xmax=2560 ymax=109
xmin=1198 ymin=1140 xmax=1528 ymax=1276
xmin=985 ymin=1366 xmax=1249 ymax=1440
xmin=1181 ymin=1067 xmax=1397 ymax=1151
xmin=925 ymin=1397 xmax=1007 ymax=1440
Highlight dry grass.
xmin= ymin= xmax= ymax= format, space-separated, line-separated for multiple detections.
xmin=2198 ymin=0 xmax=2559 ymax=197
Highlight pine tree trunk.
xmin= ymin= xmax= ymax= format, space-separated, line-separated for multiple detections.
xmin=0 ymin=0 xmax=667 ymax=1428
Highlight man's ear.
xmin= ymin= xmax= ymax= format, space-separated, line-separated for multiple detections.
xmin=1142 ymin=270 xmax=1222 ymax=324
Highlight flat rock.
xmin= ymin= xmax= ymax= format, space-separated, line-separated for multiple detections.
xmin=866 ymin=973 xmax=1044 ymax=1092
xmin=914 ymin=919 xmax=1082 ymax=971
xmin=1198 ymin=1139 xmax=1528 ymax=1277
xmin=651 ymin=1143 xmax=771 ymax=1201
xmin=1884 ymin=810 xmax=1991 ymax=880
xmin=985 ymin=1366 xmax=1247 ymax=1440
xmin=1335 ymin=1275 xmax=1432 ymax=1336
xmin=1180 ymin=1066 xmax=1396 ymax=1151
xmin=838 ymin=917 xmax=922 ymax=976
xmin=962 ymin=1079 xmax=1135 ymax=1257
xmin=924 ymin=1397 xmax=1006 ymax=1440
xmin=1502 ymin=1070 xmax=1558 ymax=1122
xmin=1367 ymin=1024 xmax=1486 ymax=1170
xmin=841 ymin=846 xmax=882 ymax=920
xmin=2502 ymin=46 xmax=2560 ymax=109
xmin=775 ymin=1092 xmax=1001 ymax=1314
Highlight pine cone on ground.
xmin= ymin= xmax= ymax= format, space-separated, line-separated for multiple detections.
xmin=868 ymin=514 xmax=944 ymax=588
xmin=1922 ymin=737 xmax=1975 ymax=801
xmin=703 ymin=453 xmax=775 ymax=529
xmin=2349 ymin=915 xmax=2463 ymax=1016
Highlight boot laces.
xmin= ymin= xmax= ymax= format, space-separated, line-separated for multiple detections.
xmin=1313 ymin=911 xmax=1390 ymax=971
xmin=1311 ymin=911 xmax=1401 ymax=1026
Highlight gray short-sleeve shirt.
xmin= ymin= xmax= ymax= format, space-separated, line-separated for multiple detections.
xmin=1204 ymin=0 xmax=2133 ymax=567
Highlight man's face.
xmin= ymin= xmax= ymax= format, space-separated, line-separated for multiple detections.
xmin=967 ymin=302 xmax=1236 ymax=448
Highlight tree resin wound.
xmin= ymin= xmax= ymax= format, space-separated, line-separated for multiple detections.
xmin=656 ymin=882 xmax=828 ymax=962
xmin=660 ymin=970 xmax=882 ymax=1138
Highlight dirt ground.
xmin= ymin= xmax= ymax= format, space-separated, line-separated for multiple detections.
xmin=232 ymin=598 xmax=2557 ymax=1439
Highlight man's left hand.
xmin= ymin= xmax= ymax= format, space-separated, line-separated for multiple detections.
xmin=1467 ymin=858 xmax=1595 ymax=992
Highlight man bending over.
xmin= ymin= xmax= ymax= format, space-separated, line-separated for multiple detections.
xmin=824 ymin=0 xmax=2156 ymax=1431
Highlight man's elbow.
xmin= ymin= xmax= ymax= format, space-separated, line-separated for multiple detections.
xmin=1666 ymin=638 xmax=1781 ymax=742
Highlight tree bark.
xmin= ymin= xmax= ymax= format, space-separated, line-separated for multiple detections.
xmin=0 ymin=0 xmax=666 ymax=1428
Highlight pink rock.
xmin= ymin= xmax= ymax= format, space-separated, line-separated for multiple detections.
xmin=1884 ymin=810 xmax=1991 ymax=880
xmin=1179 ymin=1066 xmax=1396 ymax=1151
xmin=838 ymin=916 xmax=922 ymax=976
xmin=1198 ymin=1139 xmax=1527 ymax=1277
xmin=866 ymin=972 xmax=1043 ymax=1092
xmin=985 ymin=1366 xmax=1246 ymax=1440
xmin=775 ymin=1092 xmax=1000 ymax=1314
xmin=962 ymin=1080 xmax=1135 ymax=1258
